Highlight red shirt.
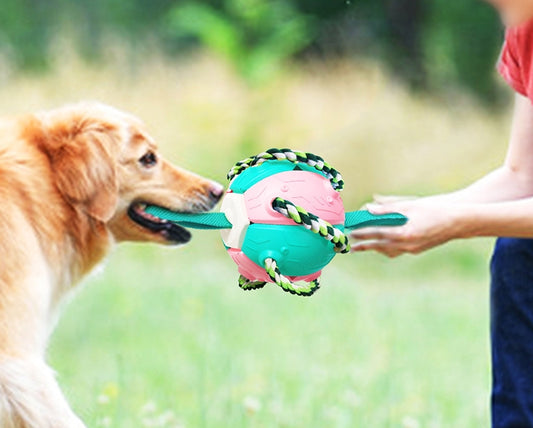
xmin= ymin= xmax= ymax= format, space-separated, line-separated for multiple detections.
xmin=498 ymin=20 xmax=533 ymax=97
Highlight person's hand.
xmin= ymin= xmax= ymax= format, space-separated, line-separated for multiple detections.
xmin=350 ymin=198 xmax=467 ymax=258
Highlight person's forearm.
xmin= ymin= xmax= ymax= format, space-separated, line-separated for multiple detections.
xmin=422 ymin=95 xmax=533 ymax=205
xmin=454 ymin=197 xmax=533 ymax=239
xmin=354 ymin=96 xmax=533 ymax=256
xmin=422 ymin=166 xmax=533 ymax=205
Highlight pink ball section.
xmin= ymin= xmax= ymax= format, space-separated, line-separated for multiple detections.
xmin=228 ymin=170 xmax=345 ymax=283
xmin=243 ymin=170 xmax=345 ymax=226
xmin=228 ymin=248 xmax=321 ymax=283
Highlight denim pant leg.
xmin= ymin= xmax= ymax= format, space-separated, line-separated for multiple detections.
xmin=491 ymin=237 xmax=533 ymax=428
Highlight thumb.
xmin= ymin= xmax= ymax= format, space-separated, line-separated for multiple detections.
xmin=365 ymin=203 xmax=395 ymax=215
xmin=373 ymin=194 xmax=417 ymax=204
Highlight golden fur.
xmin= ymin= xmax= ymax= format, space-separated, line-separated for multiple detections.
xmin=0 ymin=102 xmax=222 ymax=427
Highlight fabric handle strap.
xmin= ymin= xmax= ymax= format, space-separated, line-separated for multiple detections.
xmin=344 ymin=211 xmax=407 ymax=230
xmin=145 ymin=206 xmax=232 ymax=230
xmin=146 ymin=206 xmax=407 ymax=231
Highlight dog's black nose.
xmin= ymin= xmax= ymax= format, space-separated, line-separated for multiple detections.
xmin=209 ymin=182 xmax=224 ymax=203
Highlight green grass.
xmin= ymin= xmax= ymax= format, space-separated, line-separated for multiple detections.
xmin=49 ymin=235 xmax=493 ymax=428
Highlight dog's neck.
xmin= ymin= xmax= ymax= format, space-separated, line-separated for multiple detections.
xmin=62 ymin=214 xmax=113 ymax=288
xmin=36 ymin=205 xmax=114 ymax=307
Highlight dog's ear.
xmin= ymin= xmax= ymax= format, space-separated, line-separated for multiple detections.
xmin=39 ymin=117 xmax=119 ymax=222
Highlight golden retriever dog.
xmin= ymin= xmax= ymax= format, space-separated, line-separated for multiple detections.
xmin=0 ymin=102 xmax=223 ymax=427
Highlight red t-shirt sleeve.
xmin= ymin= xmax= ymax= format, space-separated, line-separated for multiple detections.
xmin=498 ymin=27 xmax=528 ymax=96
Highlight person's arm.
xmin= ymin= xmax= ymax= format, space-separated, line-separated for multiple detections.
xmin=351 ymin=94 xmax=533 ymax=257
xmin=426 ymin=94 xmax=533 ymax=203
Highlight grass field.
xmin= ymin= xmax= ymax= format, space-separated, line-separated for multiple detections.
xmin=50 ymin=238 xmax=494 ymax=428
xmin=0 ymin=47 xmax=510 ymax=427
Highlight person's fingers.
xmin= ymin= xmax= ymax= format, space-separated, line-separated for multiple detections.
xmin=361 ymin=196 xmax=413 ymax=211
xmin=351 ymin=233 xmax=424 ymax=254
xmin=373 ymin=194 xmax=417 ymax=204
xmin=351 ymin=239 xmax=381 ymax=252
xmin=350 ymin=227 xmax=404 ymax=240
xmin=351 ymin=240 xmax=408 ymax=258
xmin=365 ymin=202 xmax=405 ymax=216
xmin=377 ymin=248 xmax=403 ymax=258
xmin=365 ymin=203 xmax=386 ymax=214
xmin=350 ymin=239 xmax=397 ymax=252
xmin=350 ymin=228 xmax=386 ymax=240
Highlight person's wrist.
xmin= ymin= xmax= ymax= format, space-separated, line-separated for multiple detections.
xmin=449 ymin=204 xmax=479 ymax=239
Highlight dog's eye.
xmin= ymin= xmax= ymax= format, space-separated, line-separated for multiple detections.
xmin=139 ymin=151 xmax=157 ymax=168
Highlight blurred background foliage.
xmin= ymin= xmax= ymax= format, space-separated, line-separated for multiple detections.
xmin=0 ymin=0 xmax=503 ymax=100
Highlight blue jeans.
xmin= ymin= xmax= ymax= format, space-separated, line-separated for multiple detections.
xmin=491 ymin=238 xmax=533 ymax=427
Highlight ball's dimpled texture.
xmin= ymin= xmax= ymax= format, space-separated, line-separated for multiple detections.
xmin=221 ymin=160 xmax=345 ymax=281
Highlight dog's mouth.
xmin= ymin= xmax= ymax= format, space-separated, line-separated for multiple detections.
xmin=127 ymin=203 xmax=192 ymax=244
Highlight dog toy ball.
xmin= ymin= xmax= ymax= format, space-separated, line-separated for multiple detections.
xmin=146 ymin=148 xmax=407 ymax=297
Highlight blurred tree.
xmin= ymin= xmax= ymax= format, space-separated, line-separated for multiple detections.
xmin=385 ymin=0 xmax=426 ymax=88
xmin=0 ymin=0 xmax=57 ymax=68
xmin=301 ymin=0 xmax=502 ymax=101
xmin=0 ymin=0 xmax=504 ymax=101
xmin=164 ymin=0 xmax=314 ymax=85
xmin=423 ymin=0 xmax=504 ymax=101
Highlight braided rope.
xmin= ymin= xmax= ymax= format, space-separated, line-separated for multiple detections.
xmin=264 ymin=258 xmax=320 ymax=296
xmin=227 ymin=148 xmax=344 ymax=191
xmin=238 ymin=275 xmax=267 ymax=291
xmin=272 ymin=197 xmax=349 ymax=254
xmin=237 ymin=260 xmax=320 ymax=296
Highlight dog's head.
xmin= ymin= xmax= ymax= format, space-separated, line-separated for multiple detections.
xmin=36 ymin=102 xmax=223 ymax=245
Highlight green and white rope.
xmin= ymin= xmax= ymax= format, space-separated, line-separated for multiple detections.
xmin=238 ymin=259 xmax=320 ymax=297
xmin=227 ymin=148 xmax=345 ymax=191
xmin=238 ymin=276 xmax=267 ymax=291
xmin=265 ymin=258 xmax=320 ymax=296
xmin=272 ymin=197 xmax=349 ymax=254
